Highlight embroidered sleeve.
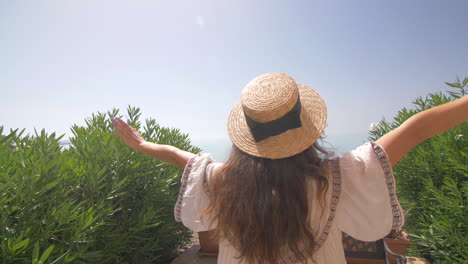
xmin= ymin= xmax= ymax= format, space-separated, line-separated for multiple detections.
xmin=335 ymin=142 xmax=404 ymax=241
xmin=174 ymin=154 xmax=220 ymax=232
xmin=372 ymin=143 xmax=404 ymax=231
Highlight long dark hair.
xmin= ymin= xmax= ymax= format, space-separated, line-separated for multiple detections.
xmin=201 ymin=142 xmax=330 ymax=263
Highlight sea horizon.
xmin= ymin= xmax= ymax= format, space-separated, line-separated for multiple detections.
xmin=58 ymin=133 xmax=369 ymax=162
xmin=191 ymin=133 xmax=369 ymax=162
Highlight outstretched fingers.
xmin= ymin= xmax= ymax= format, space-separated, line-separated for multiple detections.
xmin=112 ymin=118 xmax=125 ymax=130
xmin=112 ymin=118 xmax=133 ymax=135
xmin=113 ymin=129 xmax=123 ymax=138
xmin=111 ymin=118 xmax=146 ymax=151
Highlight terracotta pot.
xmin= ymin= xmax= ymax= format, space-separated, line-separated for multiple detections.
xmin=385 ymin=237 xmax=411 ymax=264
xmin=198 ymin=230 xmax=219 ymax=255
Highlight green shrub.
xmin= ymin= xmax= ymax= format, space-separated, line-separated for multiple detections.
xmin=369 ymin=77 xmax=467 ymax=263
xmin=0 ymin=106 xmax=200 ymax=264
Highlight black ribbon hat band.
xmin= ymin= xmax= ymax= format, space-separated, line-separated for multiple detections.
xmin=244 ymin=97 xmax=302 ymax=142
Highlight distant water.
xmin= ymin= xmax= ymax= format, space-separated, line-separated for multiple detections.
xmin=192 ymin=138 xmax=233 ymax=162
xmin=58 ymin=139 xmax=72 ymax=150
xmin=192 ymin=133 xmax=369 ymax=162
xmin=59 ymin=134 xmax=369 ymax=161
xmin=323 ymin=134 xmax=369 ymax=155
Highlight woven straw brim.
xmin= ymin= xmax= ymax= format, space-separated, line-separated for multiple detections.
xmin=228 ymin=84 xmax=327 ymax=159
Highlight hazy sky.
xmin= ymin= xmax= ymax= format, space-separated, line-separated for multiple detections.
xmin=1 ymin=0 xmax=467 ymax=156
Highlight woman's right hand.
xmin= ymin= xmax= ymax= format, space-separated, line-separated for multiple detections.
xmin=112 ymin=117 xmax=196 ymax=169
xmin=112 ymin=118 xmax=147 ymax=152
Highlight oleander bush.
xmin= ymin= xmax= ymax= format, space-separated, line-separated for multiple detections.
xmin=369 ymin=77 xmax=467 ymax=263
xmin=0 ymin=106 xmax=199 ymax=264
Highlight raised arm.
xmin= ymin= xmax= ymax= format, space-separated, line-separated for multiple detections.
xmin=112 ymin=118 xmax=196 ymax=169
xmin=376 ymin=95 xmax=468 ymax=166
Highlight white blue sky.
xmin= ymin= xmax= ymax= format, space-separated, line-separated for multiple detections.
xmin=1 ymin=0 xmax=467 ymax=158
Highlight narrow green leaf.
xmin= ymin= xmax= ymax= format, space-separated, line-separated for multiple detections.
xmin=49 ymin=249 xmax=71 ymax=264
xmin=39 ymin=245 xmax=55 ymax=263
xmin=13 ymin=238 xmax=30 ymax=251
xmin=32 ymin=241 xmax=40 ymax=261
xmin=445 ymin=82 xmax=460 ymax=88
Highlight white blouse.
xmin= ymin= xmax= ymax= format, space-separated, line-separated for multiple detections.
xmin=174 ymin=142 xmax=404 ymax=263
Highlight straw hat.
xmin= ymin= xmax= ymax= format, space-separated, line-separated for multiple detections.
xmin=227 ymin=73 xmax=327 ymax=159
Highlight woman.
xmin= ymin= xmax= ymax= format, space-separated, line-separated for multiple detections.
xmin=112 ymin=73 xmax=467 ymax=263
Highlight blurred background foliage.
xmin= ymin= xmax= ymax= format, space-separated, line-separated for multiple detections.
xmin=0 ymin=106 xmax=200 ymax=264
xmin=369 ymin=77 xmax=467 ymax=264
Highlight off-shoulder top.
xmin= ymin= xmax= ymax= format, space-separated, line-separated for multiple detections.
xmin=174 ymin=142 xmax=404 ymax=263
